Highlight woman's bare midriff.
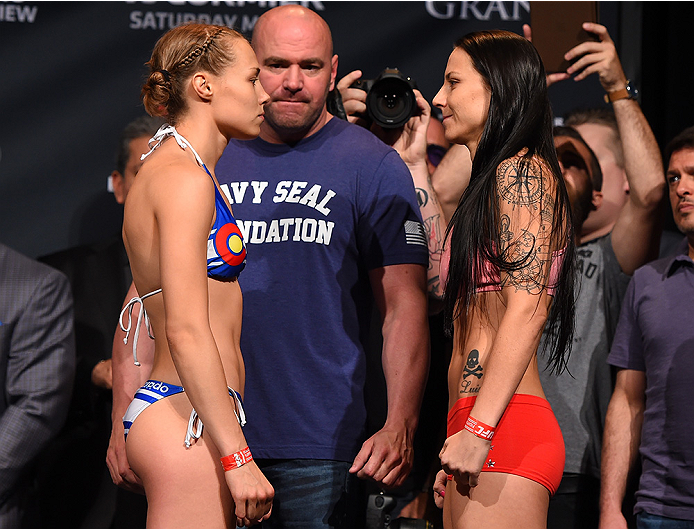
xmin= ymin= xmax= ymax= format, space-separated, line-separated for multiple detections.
xmin=447 ymin=291 xmax=545 ymax=410
xmin=143 ymin=277 xmax=245 ymax=394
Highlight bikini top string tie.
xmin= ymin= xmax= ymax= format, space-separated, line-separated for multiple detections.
xmin=118 ymin=288 xmax=162 ymax=367
xmin=140 ymin=124 xmax=205 ymax=166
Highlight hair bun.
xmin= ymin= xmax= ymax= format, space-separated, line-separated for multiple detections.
xmin=142 ymin=24 xmax=243 ymax=122
xmin=142 ymin=71 xmax=172 ymax=117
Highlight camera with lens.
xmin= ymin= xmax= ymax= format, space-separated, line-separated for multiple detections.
xmin=350 ymin=68 xmax=418 ymax=129
xmin=365 ymin=493 xmax=433 ymax=529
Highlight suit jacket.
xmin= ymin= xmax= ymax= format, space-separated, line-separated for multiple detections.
xmin=0 ymin=243 xmax=75 ymax=526
xmin=37 ymin=236 xmax=144 ymax=528
xmin=39 ymin=236 xmax=131 ymax=424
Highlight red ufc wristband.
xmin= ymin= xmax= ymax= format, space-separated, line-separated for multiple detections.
xmin=464 ymin=415 xmax=496 ymax=440
xmin=220 ymin=446 xmax=253 ymax=471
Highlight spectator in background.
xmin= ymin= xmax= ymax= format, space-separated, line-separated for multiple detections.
xmin=553 ymin=127 xmax=604 ymax=231
xmin=391 ymin=112 xmax=451 ymax=522
xmin=563 ymin=107 xmax=630 ymax=241
xmin=530 ymin=22 xmax=665 ymax=529
xmin=335 ymin=71 xmax=452 ymax=522
xmin=110 ymin=116 xmax=167 ymax=217
xmin=564 ymin=106 xmax=682 ymax=258
xmin=41 ymin=115 xmax=163 ymax=395
xmin=38 ymin=115 xmax=162 ymax=529
xmin=0 ymin=243 xmax=75 ymax=528
xmin=425 ymin=113 xmax=451 ymax=177
xmin=600 ymin=126 xmax=694 ymax=529
xmin=336 ymin=68 xmax=449 ymax=299
xmin=558 ymin=23 xmax=664 ymax=251
xmin=538 ymin=125 xmax=632 ymax=527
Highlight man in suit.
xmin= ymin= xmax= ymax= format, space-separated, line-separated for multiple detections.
xmin=0 ymin=242 xmax=75 ymax=528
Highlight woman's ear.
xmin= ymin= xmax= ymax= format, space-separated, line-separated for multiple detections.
xmin=591 ymin=190 xmax=603 ymax=212
xmin=192 ymin=73 xmax=213 ymax=100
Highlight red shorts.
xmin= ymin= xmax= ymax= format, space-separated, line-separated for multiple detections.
xmin=447 ymin=394 xmax=565 ymax=495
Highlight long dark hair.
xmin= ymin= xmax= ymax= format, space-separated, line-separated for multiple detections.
xmin=442 ymin=30 xmax=575 ymax=374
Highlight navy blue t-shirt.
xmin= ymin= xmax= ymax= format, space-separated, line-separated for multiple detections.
xmin=216 ymin=118 xmax=428 ymax=461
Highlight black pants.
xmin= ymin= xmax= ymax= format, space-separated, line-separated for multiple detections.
xmin=547 ymin=474 xmax=600 ymax=529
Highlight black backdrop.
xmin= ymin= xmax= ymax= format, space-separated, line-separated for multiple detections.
xmin=0 ymin=1 xmax=628 ymax=258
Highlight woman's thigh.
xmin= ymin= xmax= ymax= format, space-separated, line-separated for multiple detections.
xmin=126 ymin=393 xmax=233 ymax=529
xmin=445 ymin=472 xmax=549 ymax=529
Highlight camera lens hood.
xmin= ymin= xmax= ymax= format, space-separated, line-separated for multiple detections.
xmin=366 ymin=68 xmax=417 ymax=129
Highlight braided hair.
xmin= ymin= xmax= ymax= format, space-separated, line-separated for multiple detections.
xmin=142 ymin=24 xmax=244 ymax=123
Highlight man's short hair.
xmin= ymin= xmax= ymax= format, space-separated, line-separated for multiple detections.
xmin=665 ymin=126 xmax=694 ymax=169
xmin=115 ymin=115 xmax=166 ymax=175
xmin=554 ymin=125 xmax=603 ymax=191
xmin=564 ymin=107 xmax=624 ymax=169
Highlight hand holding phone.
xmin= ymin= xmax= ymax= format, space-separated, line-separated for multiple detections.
xmin=562 ymin=22 xmax=629 ymax=94
xmin=529 ymin=1 xmax=599 ymax=74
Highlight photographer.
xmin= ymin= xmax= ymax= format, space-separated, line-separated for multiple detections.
xmin=337 ymin=71 xmax=450 ymax=529
xmin=337 ymin=69 xmax=448 ymax=301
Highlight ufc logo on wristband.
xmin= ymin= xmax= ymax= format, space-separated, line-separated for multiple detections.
xmin=221 ymin=446 xmax=253 ymax=471
xmin=464 ymin=415 xmax=495 ymax=440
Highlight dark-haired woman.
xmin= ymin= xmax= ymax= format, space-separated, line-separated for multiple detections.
xmin=120 ymin=24 xmax=272 ymax=527
xmin=431 ymin=30 xmax=576 ymax=528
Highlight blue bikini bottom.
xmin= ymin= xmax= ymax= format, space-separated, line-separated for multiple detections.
xmin=123 ymin=379 xmax=245 ymax=448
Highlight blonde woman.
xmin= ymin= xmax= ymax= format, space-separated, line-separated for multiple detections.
xmin=120 ymin=24 xmax=272 ymax=528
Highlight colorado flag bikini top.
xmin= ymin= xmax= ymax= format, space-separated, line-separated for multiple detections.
xmin=142 ymin=124 xmax=247 ymax=281
xmin=121 ymin=125 xmax=248 ymax=367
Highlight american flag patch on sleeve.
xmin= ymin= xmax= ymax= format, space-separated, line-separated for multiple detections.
xmin=404 ymin=220 xmax=427 ymax=247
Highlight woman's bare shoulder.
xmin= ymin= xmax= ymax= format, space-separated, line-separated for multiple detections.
xmin=136 ymin=148 xmax=214 ymax=208
xmin=495 ymin=153 xmax=554 ymax=210
xmin=497 ymin=151 xmax=554 ymax=177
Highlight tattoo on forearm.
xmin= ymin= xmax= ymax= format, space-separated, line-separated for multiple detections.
xmin=423 ymin=214 xmax=443 ymax=263
xmin=428 ymin=276 xmax=441 ymax=297
xmin=415 ymin=187 xmax=428 ymax=208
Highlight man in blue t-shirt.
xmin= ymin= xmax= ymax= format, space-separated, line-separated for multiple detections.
xmin=600 ymin=127 xmax=694 ymax=528
xmin=215 ymin=5 xmax=430 ymax=528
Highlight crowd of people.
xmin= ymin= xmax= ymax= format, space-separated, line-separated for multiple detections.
xmin=1 ymin=5 xmax=692 ymax=529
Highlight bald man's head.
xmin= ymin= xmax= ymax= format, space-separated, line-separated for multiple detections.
xmin=251 ymin=5 xmax=338 ymax=143
xmin=252 ymin=5 xmax=333 ymax=56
